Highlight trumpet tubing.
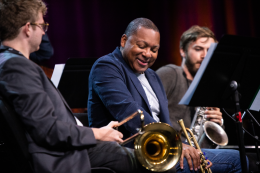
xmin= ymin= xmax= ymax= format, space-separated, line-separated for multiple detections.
xmin=178 ymin=119 xmax=212 ymax=173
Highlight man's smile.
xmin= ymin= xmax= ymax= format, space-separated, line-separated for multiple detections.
xmin=137 ymin=58 xmax=148 ymax=66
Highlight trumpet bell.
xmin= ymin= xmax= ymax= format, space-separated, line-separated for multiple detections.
xmin=134 ymin=122 xmax=182 ymax=172
xmin=203 ymin=121 xmax=228 ymax=146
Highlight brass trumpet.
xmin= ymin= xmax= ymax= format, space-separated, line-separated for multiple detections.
xmin=134 ymin=122 xmax=182 ymax=172
xmin=178 ymin=119 xmax=212 ymax=173
xmin=120 ymin=110 xmax=182 ymax=172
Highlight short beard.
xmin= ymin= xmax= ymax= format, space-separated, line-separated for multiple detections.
xmin=185 ymin=55 xmax=198 ymax=77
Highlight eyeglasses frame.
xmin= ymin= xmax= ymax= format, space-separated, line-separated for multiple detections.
xmin=30 ymin=22 xmax=49 ymax=32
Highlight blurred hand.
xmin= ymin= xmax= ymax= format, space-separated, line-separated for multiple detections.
xmin=180 ymin=143 xmax=213 ymax=171
xmin=180 ymin=143 xmax=200 ymax=171
xmin=204 ymin=107 xmax=223 ymax=126
xmin=92 ymin=121 xmax=123 ymax=143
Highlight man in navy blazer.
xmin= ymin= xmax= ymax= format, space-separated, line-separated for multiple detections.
xmin=88 ymin=18 xmax=171 ymax=147
xmin=88 ymin=18 xmax=243 ymax=173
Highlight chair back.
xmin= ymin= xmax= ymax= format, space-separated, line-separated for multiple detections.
xmin=0 ymin=96 xmax=34 ymax=173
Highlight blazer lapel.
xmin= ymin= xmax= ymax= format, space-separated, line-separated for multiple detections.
xmin=112 ymin=48 xmax=152 ymax=115
xmin=128 ymin=71 xmax=152 ymax=115
xmin=48 ymin=78 xmax=76 ymax=123
xmin=145 ymin=70 xmax=167 ymax=117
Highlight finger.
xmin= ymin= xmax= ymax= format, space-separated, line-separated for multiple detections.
xmin=184 ymin=152 xmax=193 ymax=171
xmin=205 ymin=110 xmax=222 ymax=116
xmin=206 ymin=107 xmax=219 ymax=111
xmin=209 ymin=118 xmax=222 ymax=125
xmin=116 ymin=137 xmax=124 ymax=143
xmin=189 ymin=150 xmax=200 ymax=171
xmin=205 ymin=108 xmax=222 ymax=116
xmin=179 ymin=154 xmax=184 ymax=169
xmin=206 ymin=160 xmax=213 ymax=168
xmin=107 ymin=121 xmax=119 ymax=127
xmin=118 ymin=131 xmax=123 ymax=139
xmin=205 ymin=113 xmax=222 ymax=121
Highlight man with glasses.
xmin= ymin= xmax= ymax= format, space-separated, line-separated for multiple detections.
xmin=28 ymin=23 xmax=54 ymax=65
xmin=30 ymin=22 xmax=49 ymax=32
xmin=0 ymin=1 xmax=168 ymax=173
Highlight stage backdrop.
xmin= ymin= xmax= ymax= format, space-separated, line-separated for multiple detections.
xmin=43 ymin=0 xmax=259 ymax=71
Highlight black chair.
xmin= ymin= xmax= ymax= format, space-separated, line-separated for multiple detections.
xmin=0 ymin=96 xmax=115 ymax=173
xmin=0 ymin=97 xmax=33 ymax=173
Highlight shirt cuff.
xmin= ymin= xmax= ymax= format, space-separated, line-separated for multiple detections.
xmin=221 ymin=118 xmax=224 ymax=126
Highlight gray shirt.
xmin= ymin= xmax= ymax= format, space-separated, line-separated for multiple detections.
xmin=156 ymin=64 xmax=195 ymax=141
xmin=136 ymin=73 xmax=160 ymax=122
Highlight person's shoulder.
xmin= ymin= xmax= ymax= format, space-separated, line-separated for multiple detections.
xmin=156 ymin=64 xmax=182 ymax=74
xmin=0 ymin=51 xmax=30 ymax=68
xmin=94 ymin=50 xmax=122 ymax=67
xmin=92 ymin=48 xmax=126 ymax=73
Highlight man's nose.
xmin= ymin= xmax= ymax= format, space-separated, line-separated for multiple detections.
xmin=142 ymin=48 xmax=152 ymax=58
xmin=201 ymin=49 xmax=207 ymax=59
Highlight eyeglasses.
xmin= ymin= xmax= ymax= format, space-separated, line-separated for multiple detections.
xmin=30 ymin=22 xmax=49 ymax=32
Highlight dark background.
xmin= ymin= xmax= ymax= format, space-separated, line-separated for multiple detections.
xmin=43 ymin=0 xmax=260 ymax=70
xmin=42 ymin=0 xmax=260 ymax=146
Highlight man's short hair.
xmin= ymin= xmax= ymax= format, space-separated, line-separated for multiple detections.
xmin=124 ymin=18 xmax=159 ymax=37
xmin=180 ymin=25 xmax=217 ymax=53
xmin=0 ymin=0 xmax=47 ymax=41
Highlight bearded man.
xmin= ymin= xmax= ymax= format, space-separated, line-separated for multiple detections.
xmin=156 ymin=26 xmax=224 ymax=142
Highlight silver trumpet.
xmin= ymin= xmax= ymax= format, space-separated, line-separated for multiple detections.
xmin=190 ymin=107 xmax=228 ymax=148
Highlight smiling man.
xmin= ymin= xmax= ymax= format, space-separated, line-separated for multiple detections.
xmin=88 ymin=18 xmax=172 ymax=146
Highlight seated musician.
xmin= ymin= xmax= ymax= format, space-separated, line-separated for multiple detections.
xmin=88 ymin=18 xmax=244 ymax=172
xmin=156 ymin=26 xmax=224 ymax=145
xmin=0 ymin=1 xmax=174 ymax=173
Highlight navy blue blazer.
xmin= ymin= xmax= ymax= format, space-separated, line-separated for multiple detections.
xmin=88 ymin=47 xmax=172 ymax=147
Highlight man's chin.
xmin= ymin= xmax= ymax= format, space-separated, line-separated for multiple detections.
xmin=32 ymin=46 xmax=40 ymax=53
xmin=135 ymin=67 xmax=147 ymax=74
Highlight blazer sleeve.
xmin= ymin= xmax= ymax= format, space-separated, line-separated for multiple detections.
xmin=91 ymin=59 xmax=157 ymax=134
xmin=0 ymin=57 xmax=96 ymax=150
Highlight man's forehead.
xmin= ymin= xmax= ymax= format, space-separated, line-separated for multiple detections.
xmin=131 ymin=27 xmax=160 ymax=45
xmin=191 ymin=37 xmax=215 ymax=47
xmin=36 ymin=11 xmax=44 ymax=21
xmin=132 ymin=26 xmax=159 ymax=36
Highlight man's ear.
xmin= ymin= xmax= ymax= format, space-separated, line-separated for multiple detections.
xmin=180 ymin=48 xmax=185 ymax=58
xmin=24 ymin=22 xmax=31 ymax=37
xmin=120 ymin=34 xmax=127 ymax=48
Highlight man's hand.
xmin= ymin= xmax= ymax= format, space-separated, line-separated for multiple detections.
xmin=92 ymin=121 xmax=123 ymax=143
xmin=180 ymin=143 xmax=213 ymax=171
xmin=204 ymin=107 xmax=223 ymax=126
xmin=180 ymin=143 xmax=200 ymax=171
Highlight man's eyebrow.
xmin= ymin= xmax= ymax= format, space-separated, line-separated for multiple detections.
xmin=192 ymin=45 xmax=204 ymax=48
xmin=136 ymin=40 xmax=160 ymax=48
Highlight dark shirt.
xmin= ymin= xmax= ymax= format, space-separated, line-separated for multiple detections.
xmin=156 ymin=64 xmax=195 ymax=141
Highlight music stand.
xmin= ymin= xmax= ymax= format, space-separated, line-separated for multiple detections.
xmin=56 ymin=58 xmax=98 ymax=108
xmin=179 ymin=35 xmax=260 ymax=173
